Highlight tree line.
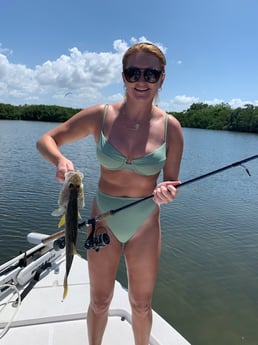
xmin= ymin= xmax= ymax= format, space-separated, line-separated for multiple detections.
xmin=172 ymin=103 xmax=258 ymax=133
xmin=0 ymin=103 xmax=82 ymax=123
xmin=1 ymin=102 xmax=258 ymax=133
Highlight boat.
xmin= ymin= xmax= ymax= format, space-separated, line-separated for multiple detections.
xmin=0 ymin=232 xmax=191 ymax=345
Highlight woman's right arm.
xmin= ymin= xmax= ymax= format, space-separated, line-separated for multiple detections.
xmin=36 ymin=104 xmax=103 ymax=182
xmin=36 ymin=134 xmax=75 ymax=182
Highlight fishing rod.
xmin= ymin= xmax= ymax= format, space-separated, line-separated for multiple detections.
xmin=82 ymin=153 xmax=258 ymax=224
xmin=42 ymin=154 xmax=258 ymax=247
xmin=83 ymin=154 xmax=258 ymax=250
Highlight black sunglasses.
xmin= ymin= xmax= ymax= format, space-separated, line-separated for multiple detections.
xmin=123 ymin=67 xmax=163 ymax=83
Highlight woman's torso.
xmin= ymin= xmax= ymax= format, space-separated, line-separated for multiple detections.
xmin=95 ymin=102 xmax=168 ymax=197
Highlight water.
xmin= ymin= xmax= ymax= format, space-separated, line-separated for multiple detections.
xmin=1 ymin=120 xmax=258 ymax=345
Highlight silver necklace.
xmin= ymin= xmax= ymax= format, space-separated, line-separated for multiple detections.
xmin=126 ymin=122 xmax=140 ymax=130
xmin=123 ymin=105 xmax=153 ymax=131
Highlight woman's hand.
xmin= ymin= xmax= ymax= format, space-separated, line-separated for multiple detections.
xmin=56 ymin=157 xmax=74 ymax=182
xmin=153 ymin=181 xmax=181 ymax=205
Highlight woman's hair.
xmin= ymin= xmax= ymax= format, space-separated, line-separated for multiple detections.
xmin=122 ymin=42 xmax=166 ymax=72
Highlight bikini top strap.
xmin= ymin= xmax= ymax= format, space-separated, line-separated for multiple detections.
xmin=101 ymin=104 xmax=109 ymax=130
xmin=164 ymin=113 xmax=169 ymax=142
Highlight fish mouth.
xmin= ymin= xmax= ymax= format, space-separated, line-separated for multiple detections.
xmin=69 ymin=182 xmax=81 ymax=189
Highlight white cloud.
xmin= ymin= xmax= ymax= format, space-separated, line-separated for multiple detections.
xmin=204 ymin=98 xmax=225 ymax=106
xmin=113 ymin=39 xmax=129 ymax=54
xmin=107 ymin=92 xmax=124 ymax=103
xmin=0 ymin=43 xmax=13 ymax=56
xmin=0 ymin=40 xmax=257 ymax=111
xmin=34 ymin=47 xmax=122 ymax=90
xmin=0 ymin=38 xmax=169 ymax=107
xmin=0 ymin=53 xmax=37 ymax=97
xmin=161 ymin=96 xmax=258 ymax=112
xmin=161 ymin=95 xmax=199 ymax=112
xmin=0 ymin=44 xmax=125 ymax=106
xmin=228 ymin=98 xmax=256 ymax=108
xmin=129 ymin=36 xmax=167 ymax=54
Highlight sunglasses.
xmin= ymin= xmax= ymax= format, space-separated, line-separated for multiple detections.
xmin=123 ymin=67 xmax=163 ymax=83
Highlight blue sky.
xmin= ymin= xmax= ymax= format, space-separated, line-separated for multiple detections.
xmin=0 ymin=0 xmax=257 ymax=111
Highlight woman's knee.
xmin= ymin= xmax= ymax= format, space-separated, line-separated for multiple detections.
xmin=129 ymin=295 xmax=152 ymax=316
xmin=90 ymin=291 xmax=114 ymax=315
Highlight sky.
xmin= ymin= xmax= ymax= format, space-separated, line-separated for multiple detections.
xmin=0 ymin=0 xmax=257 ymax=112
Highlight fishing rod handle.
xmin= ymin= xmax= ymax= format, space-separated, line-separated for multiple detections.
xmin=78 ymin=211 xmax=113 ymax=229
xmin=41 ymin=229 xmax=65 ymax=244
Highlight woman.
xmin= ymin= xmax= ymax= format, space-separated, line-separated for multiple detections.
xmin=37 ymin=42 xmax=184 ymax=345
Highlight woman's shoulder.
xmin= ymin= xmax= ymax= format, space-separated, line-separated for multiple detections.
xmin=77 ymin=103 xmax=107 ymax=117
xmin=153 ymin=106 xmax=181 ymax=129
xmin=165 ymin=112 xmax=183 ymax=146
xmin=71 ymin=102 xmax=123 ymax=137
xmin=80 ymin=102 xmax=122 ymax=116
xmin=103 ymin=102 xmax=123 ymax=113
xmin=166 ymin=112 xmax=182 ymax=130
xmin=60 ymin=104 xmax=107 ymax=139
xmin=70 ymin=104 xmax=110 ymax=126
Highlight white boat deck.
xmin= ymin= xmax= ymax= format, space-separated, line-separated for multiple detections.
xmin=0 ymin=253 xmax=191 ymax=345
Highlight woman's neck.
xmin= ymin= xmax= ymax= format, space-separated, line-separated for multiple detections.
xmin=122 ymin=99 xmax=154 ymax=121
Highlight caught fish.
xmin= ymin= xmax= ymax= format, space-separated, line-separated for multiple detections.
xmin=52 ymin=171 xmax=85 ymax=300
xmin=52 ymin=171 xmax=85 ymax=228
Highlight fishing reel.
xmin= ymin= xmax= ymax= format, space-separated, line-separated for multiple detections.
xmin=85 ymin=233 xmax=110 ymax=251
xmin=84 ymin=219 xmax=110 ymax=252
xmin=53 ymin=236 xmax=66 ymax=251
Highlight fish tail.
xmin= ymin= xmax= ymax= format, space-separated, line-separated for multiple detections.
xmin=62 ymin=275 xmax=68 ymax=300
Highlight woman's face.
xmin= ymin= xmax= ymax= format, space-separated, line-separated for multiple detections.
xmin=122 ymin=52 xmax=165 ymax=102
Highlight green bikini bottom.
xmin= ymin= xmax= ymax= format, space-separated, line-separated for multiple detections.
xmin=95 ymin=190 xmax=157 ymax=243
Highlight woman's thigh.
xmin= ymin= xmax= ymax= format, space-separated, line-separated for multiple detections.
xmin=124 ymin=207 xmax=161 ymax=303
xmin=87 ymin=200 xmax=123 ymax=302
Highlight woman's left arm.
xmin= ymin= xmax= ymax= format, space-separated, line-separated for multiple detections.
xmin=153 ymin=115 xmax=184 ymax=205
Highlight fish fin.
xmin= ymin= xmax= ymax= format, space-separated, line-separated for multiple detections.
xmin=51 ymin=206 xmax=65 ymax=217
xmin=62 ymin=275 xmax=68 ymax=301
xmin=58 ymin=215 xmax=66 ymax=228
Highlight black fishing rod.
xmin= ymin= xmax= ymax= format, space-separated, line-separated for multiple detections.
xmin=82 ymin=154 xmax=258 ymax=225
xmin=42 ymin=154 xmax=258 ymax=248
xmin=82 ymin=154 xmax=258 ymax=250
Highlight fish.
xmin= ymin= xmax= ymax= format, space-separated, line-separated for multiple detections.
xmin=52 ymin=171 xmax=85 ymax=228
xmin=52 ymin=171 xmax=84 ymax=300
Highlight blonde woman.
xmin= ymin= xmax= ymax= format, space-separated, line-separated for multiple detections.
xmin=37 ymin=42 xmax=184 ymax=345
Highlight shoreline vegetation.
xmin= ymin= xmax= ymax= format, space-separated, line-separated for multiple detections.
xmin=1 ymin=102 xmax=258 ymax=133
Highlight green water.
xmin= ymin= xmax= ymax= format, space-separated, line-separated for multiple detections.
xmin=1 ymin=120 xmax=258 ymax=345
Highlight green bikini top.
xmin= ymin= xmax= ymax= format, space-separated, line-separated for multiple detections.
xmin=96 ymin=105 xmax=168 ymax=176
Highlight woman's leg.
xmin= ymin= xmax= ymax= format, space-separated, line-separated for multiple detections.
xmin=86 ymin=202 xmax=123 ymax=345
xmin=124 ymin=207 xmax=161 ymax=345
